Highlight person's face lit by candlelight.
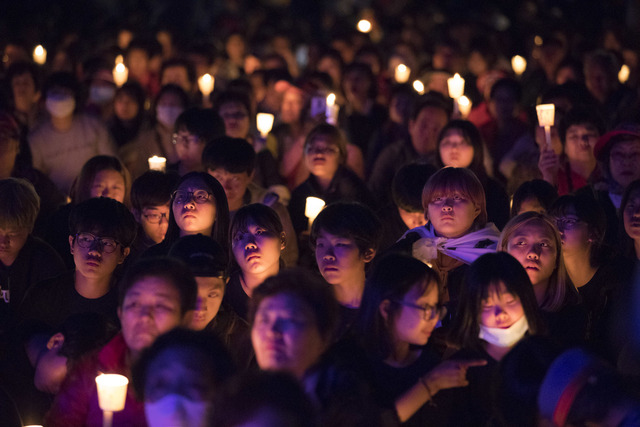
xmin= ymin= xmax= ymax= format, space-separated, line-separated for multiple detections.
xmin=189 ymin=276 xmax=225 ymax=330
xmin=89 ymin=168 xmax=126 ymax=202
xmin=172 ymin=177 xmax=217 ymax=237
xmin=137 ymin=203 xmax=171 ymax=244
xmin=219 ymin=102 xmax=250 ymax=140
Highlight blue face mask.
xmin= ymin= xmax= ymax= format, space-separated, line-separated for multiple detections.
xmin=89 ymin=85 xmax=116 ymax=105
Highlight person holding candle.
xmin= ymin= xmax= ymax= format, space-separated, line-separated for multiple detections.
xmin=45 ymin=256 xmax=198 ymax=427
xmin=28 ymin=72 xmax=117 ymax=196
xmin=288 ymin=123 xmax=375 ymax=237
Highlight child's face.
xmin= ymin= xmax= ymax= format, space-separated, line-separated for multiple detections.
xmin=505 ymin=222 xmax=558 ymax=288
xmin=90 ymin=169 xmax=126 ymax=203
xmin=69 ymin=231 xmax=130 ymax=281
xmin=390 ymin=282 xmax=439 ymax=347
xmin=314 ymin=229 xmax=372 ymax=287
xmin=139 ymin=203 xmax=170 ymax=244
xmin=0 ymin=226 xmax=29 ymax=267
xmin=426 ymin=191 xmax=480 ymax=238
xmin=189 ymin=276 xmax=225 ymax=330
xmin=480 ymin=282 xmax=525 ymax=329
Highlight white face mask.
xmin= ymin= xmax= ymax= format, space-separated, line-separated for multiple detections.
xmin=156 ymin=106 xmax=183 ymax=128
xmin=46 ymin=95 xmax=76 ymax=118
xmin=89 ymin=85 xmax=116 ymax=105
xmin=479 ymin=315 xmax=529 ymax=348
xmin=145 ymin=394 xmax=209 ymax=427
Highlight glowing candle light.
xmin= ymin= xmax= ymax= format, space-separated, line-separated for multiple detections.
xmin=325 ymin=93 xmax=339 ymax=125
xmin=413 ymin=80 xmax=425 ymax=94
xmin=198 ymin=73 xmax=215 ymax=97
xmin=256 ymin=113 xmax=275 ymax=138
xmin=357 ymin=19 xmax=372 ymax=33
xmin=305 ymin=197 xmax=325 ymax=230
xmin=619 ymin=64 xmax=630 ymax=83
xmin=447 ymin=73 xmax=465 ymax=99
xmin=112 ymin=63 xmax=128 ymax=87
xmin=33 ymin=45 xmax=46 ymax=65
xmin=326 ymin=92 xmax=336 ymax=106
xmin=96 ymin=374 xmax=129 ymax=427
xmin=395 ymin=64 xmax=411 ymax=83
xmin=115 ymin=55 xmax=124 ymax=65
xmin=536 ymin=103 xmax=555 ymax=149
xmin=148 ymin=156 xmax=166 ymax=172
xmin=458 ymin=95 xmax=472 ymax=118
xmin=511 ymin=55 xmax=527 ymax=76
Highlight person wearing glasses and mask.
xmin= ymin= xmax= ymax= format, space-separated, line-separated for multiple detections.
xmin=288 ymin=123 xmax=374 ymax=237
xmin=19 ymin=197 xmax=137 ymax=330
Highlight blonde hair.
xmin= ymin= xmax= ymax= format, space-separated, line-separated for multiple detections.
xmin=421 ymin=167 xmax=487 ymax=230
xmin=499 ymin=212 xmax=572 ymax=312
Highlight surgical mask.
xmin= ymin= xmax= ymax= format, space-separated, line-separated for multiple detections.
xmin=46 ymin=96 xmax=76 ymax=118
xmin=89 ymin=85 xmax=115 ymax=105
xmin=479 ymin=315 xmax=529 ymax=348
xmin=156 ymin=106 xmax=183 ymax=128
xmin=145 ymin=394 xmax=208 ymax=427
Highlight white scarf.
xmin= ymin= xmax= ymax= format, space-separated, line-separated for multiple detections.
xmin=400 ymin=223 xmax=500 ymax=266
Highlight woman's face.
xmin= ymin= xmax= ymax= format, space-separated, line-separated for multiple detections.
xmin=439 ymin=128 xmax=475 ymax=168
xmin=304 ymin=136 xmax=340 ymax=180
xmin=172 ymin=177 xmax=216 ymax=236
xmin=90 ymin=169 xmax=126 ymax=202
xmin=280 ymin=90 xmax=304 ymax=124
xmin=552 ymin=206 xmax=591 ymax=255
xmin=506 ymin=222 xmax=558 ymax=287
xmin=389 ymin=281 xmax=439 ymax=347
xmin=480 ymin=281 xmax=525 ymax=329
xmin=623 ymin=188 xmax=640 ymax=242
xmin=232 ymin=220 xmax=284 ymax=277
xmin=426 ymin=190 xmax=481 ymax=238
xmin=114 ymin=92 xmax=139 ymax=121
xmin=251 ymin=293 xmax=326 ymax=379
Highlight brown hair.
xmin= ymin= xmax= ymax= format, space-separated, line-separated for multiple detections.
xmin=303 ymin=123 xmax=348 ymax=165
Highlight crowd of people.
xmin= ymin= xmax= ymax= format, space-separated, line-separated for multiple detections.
xmin=1 ymin=1 xmax=640 ymax=426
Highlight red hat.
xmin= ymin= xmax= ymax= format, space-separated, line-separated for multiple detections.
xmin=594 ymin=129 xmax=640 ymax=160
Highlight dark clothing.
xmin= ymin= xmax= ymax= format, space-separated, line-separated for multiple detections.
xmin=341 ymin=103 xmax=388 ymax=156
xmin=335 ymin=305 xmax=359 ymax=342
xmin=366 ymin=121 xmax=409 ymax=177
xmin=19 ymin=271 xmax=120 ymax=330
xmin=254 ymin=148 xmax=285 ymax=189
xmin=205 ymin=302 xmax=254 ymax=371
xmin=0 ymin=235 xmax=66 ymax=330
xmin=376 ymin=204 xmax=411 ymax=253
xmin=224 ymin=271 xmax=250 ymax=322
xmin=42 ymin=203 xmax=74 ymax=269
xmin=541 ymin=301 xmax=588 ymax=348
xmin=483 ymin=176 xmax=510 ymax=231
xmin=289 ymin=166 xmax=375 ymax=236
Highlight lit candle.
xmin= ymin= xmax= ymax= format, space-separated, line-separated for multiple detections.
xmin=325 ymin=93 xmax=339 ymax=125
xmin=619 ymin=64 xmax=630 ymax=83
xmin=447 ymin=73 xmax=465 ymax=99
xmin=115 ymin=55 xmax=124 ymax=65
xmin=33 ymin=45 xmax=46 ymax=65
xmin=511 ymin=55 xmax=527 ymax=76
xmin=395 ymin=64 xmax=411 ymax=83
xmin=357 ymin=19 xmax=372 ymax=33
xmin=413 ymin=80 xmax=425 ymax=95
xmin=458 ymin=95 xmax=472 ymax=118
xmin=198 ymin=73 xmax=215 ymax=97
xmin=256 ymin=113 xmax=275 ymax=138
xmin=305 ymin=197 xmax=325 ymax=230
xmin=112 ymin=63 xmax=128 ymax=87
xmin=148 ymin=156 xmax=166 ymax=172
xmin=536 ymin=104 xmax=555 ymax=149
xmin=95 ymin=374 xmax=129 ymax=427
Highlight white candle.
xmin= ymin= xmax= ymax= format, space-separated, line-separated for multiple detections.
xmin=96 ymin=374 xmax=128 ymax=412
xmin=619 ymin=64 xmax=630 ymax=84
xmin=33 ymin=45 xmax=46 ymax=65
xmin=536 ymin=104 xmax=555 ymax=149
xmin=413 ymin=80 xmax=425 ymax=94
xmin=305 ymin=197 xmax=325 ymax=229
xmin=115 ymin=55 xmax=124 ymax=65
xmin=447 ymin=73 xmax=465 ymax=99
xmin=357 ymin=19 xmax=372 ymax=33
xmin=511 ymin=55 xmax=527 ymax=76
xmin=395 ymin=64 xmax=411 ymax=84
xmin=148 ymin=156 xmax=166 ymax=172
xmin=198 ymin=73 xmax=215 ymax=97
xmin=458 ymin=96 xmax=472 ymax=118
xmin=112 ymin=63 xmax=128 ymax=87
xmin=256 ymin=113 xmax=275 ymax=138
xmin=325 ymin=93 xmax=339 ymax=125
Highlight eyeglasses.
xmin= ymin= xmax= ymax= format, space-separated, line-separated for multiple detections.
xmin=172 ymin=189 xmax=212 ymax=204
xmin=392 ymin=300 xmax=447 ymax=321
xmin=142 ymin=212 xmax=169 ymax=224
xmin=555 ymin=217 xmax=583 ymax=231
xmin=305 ymin=145 xmax=340 ymax=155
xmin=172 ymin=133 xmax=201 ymax=147
xmin=74 ymin=232 xmax=120 ymax=254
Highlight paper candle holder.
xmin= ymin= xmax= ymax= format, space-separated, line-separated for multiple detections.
xmin=95 ymin=374 xmax=129 ymax=412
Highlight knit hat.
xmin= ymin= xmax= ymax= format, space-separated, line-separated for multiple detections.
xmin=169 ymin=234 xmax=228 ymax=278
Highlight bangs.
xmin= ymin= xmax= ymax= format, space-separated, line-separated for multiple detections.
xmin=230 ymin=205 xmax=283 ymax=238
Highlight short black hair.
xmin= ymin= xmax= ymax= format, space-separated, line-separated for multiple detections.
xmin=202 ymin=136 xmax=256 ymax=175
xmin=160 ymin=57 xmax=197 ymax=86
xmin=174 ymin=107 xmax=226 ymax=144
xmin=118 ymin=256 xmax=198 ymax=315
xmin=559 ymin=106 xmax=606 ymax=145
xmin=310 ymin=202 xmax=381 ymax=254
xmin=5 ymin=61 xmax=42 ymax=93
xmin=511 ymin=179 xmax=558 ymax=217
xmin=130 ymin=170 xmax=180 ymax=211
xmin=69 ymin=197 xmax=137 ymax=248
xmin=43 ymin=72 xmax=81 ymax=106
xmin=392 ymin=163 xmax=437 ymax=212
xmin=213 ymin=89 xmax=253 ymax=117
xmin=410 ymin=91 xmax=453 ymax=121
xmin=154 ymin=84 xmax=190 ymax=112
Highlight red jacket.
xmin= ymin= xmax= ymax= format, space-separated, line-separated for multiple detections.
xmin=46 ymin=333 xmax=147 ymax=427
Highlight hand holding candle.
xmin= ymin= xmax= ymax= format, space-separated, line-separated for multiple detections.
xmin=536 ymin=104 xmax=555 ymax=150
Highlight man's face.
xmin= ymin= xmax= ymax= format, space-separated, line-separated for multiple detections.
xmin=219 ymin=102 xmax=250 ymax=139
xmin=609 ymin=139 xmax=640 ymax=189
xmin=408 ymin=106 xmax=448 ymax=156
xmin=69 ymin=231 xmax=129 ymax=281
xmin=138 ymin=204 xmax=171 ymax=244
xmin=188 ymin=276 xmax=226 ymax=330
xmin=208 ymin=168 xmax=252 ymax=209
